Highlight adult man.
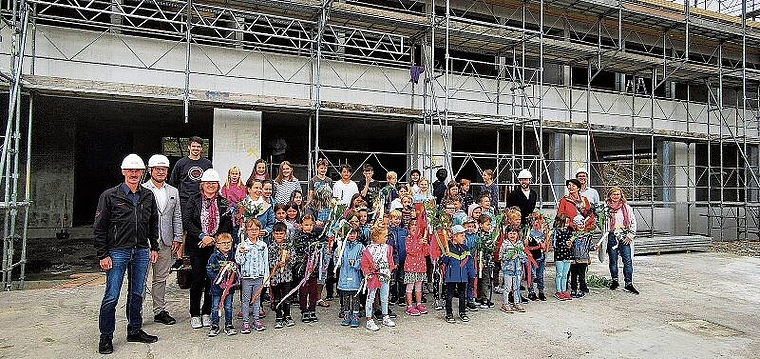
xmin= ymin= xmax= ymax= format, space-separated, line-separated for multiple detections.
xmin=142 ymin=154 xmax=183 ymax=326
xmin=94 ymin=154 xmax=159 ymax=354
xmin=575 ymin=167 xmax=600 ymax=205
xmin=169 ymin=136 xmax=213 ymax=206
xmin=507 ymin=169 xmax=538 ymax=225
xmin=183 ymin=169 xmax=233 ymax=329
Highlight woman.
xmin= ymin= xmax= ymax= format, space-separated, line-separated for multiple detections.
xmin=556 ymin=178 xmax=596 ymax=298
xmin=599 ymin=186 xmax=638 ymax=294
xmin=182 ymin=169 xmax=233 ymax=330
xmin=273 ymin=161 xmax=303 ymax=206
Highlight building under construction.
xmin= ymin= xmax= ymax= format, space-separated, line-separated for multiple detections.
xmin=1 ymin=0 xmax=758 ymax=288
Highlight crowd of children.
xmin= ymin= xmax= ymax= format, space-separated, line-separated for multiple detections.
xmin=201 ymin=159 xmax=631 ymax=336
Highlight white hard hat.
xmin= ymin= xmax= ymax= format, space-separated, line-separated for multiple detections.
xmin=200 ymin=168 xmax=221 ymax=182
xmin=575 ymin=167 xmax=588 ymax=176
xmin=517 ymin=169 xmax=532 ymax=179
xmin=120 ymin=154 xmax=146 ymax=170
xmin=147 ymin=154 xmax=170 ymax=168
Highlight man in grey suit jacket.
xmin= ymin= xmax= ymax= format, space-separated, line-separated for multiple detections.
xmin=143 ymin=154 xmax=184 ymax=325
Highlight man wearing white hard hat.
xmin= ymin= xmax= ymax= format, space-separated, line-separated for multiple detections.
xmin=575 ymin=167 xmax=600 ymax=204
xmin=142 ymin=154 xmax=183 ymax=326
xmin=507 ymin=169 xmax=538 ymax=225
xmin=182 ymin=168 xmax=233 ymax=330
xmin=94 ymin=154 xmax=160 ymax=354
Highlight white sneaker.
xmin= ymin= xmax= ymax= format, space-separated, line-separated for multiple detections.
xmin=201 ymin=314 xmax=212 ymax=327
xmin=494 ymin=286 xmax=504 ymax=294
xmin=190 ymin=316 xmax=202 ymax=329
xmin=382 ymin=315 xmax=396 ymax=327
xmin=365 ymin=319 xmax=379 ymax=331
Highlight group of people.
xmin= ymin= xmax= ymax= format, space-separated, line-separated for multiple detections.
xmin=93 ymin=136 xmax=639 ymax=354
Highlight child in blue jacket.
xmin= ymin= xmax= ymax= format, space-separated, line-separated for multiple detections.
xmin=386 ymin=210 xmax=408 ymax=304
xmin=336 ymin=228 xmax=365 ymax=328
xmin=206 ymin=233 xmax=239 ymax=337
xmin=441 ymin=225 xmax=476 ymax=323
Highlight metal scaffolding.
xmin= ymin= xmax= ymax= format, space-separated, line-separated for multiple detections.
xmin=2 ymin=0 xmax=760 ymax=288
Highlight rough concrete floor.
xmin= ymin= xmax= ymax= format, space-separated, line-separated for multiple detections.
xmin=0 ymin=252 xmax=758 ymax=359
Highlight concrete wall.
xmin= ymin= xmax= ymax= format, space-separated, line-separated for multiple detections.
xmin=212 ymin=109 xmax=262 ymax=182
xmin=2 ymin=25 xmax=753 ymax=140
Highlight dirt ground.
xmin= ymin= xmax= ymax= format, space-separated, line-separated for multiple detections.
xmin=0 ymin=251 xmax=758 ymax=359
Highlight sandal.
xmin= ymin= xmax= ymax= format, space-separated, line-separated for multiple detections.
xmin=500 ymin=304 xmax=514 ymax=314
xmin=316 ymin=299 xmax=330 ymax=308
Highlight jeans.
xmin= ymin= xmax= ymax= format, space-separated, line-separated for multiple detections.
xmin=502 ymin=272 xmax=521 ymax=305
xmin=365 ymin=282 xmax=390 ymax=318
xmin=210 ymin=293 xmax=234 ymax=327
xmin=99 ymin=247 xmax=149 ymax=339
xmin=529 ymin=257 xmax=546 ymax=293
xmin=445 ymin=282 xmax=466 ymax=316
xmin=190 ymin=253 xmax=212 ymax=317
xmin=240 ymin=277 xmax=264 ymax=323
xmin=608 ymin=233 xmax=634 ymax=285
xmin=467 ymin=277 xmax=475 ymax=302
xmin=555 ymin=260 xmax=571 ymax=293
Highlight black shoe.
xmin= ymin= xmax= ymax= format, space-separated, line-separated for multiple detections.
xmin=98 ymin=338 xmax=113 ymax=354
xmin=570 ymin=291 xmax=579 ymax=298
xmin=421 ymin=296 xmax=427 ymax=303
xmin=388 ymin=308 xmax=397 ymax=319
xmin=373 ymin=309 xmax=383 ymax=321
xmin=576 ymin=291 xmax=586 ymax=298
xmin=153 ymin=311 xmax=176 ymax=325
xmin=309 ymin=311 xmax=318 ymax=322
xmin=624 ymin=284 xmax=639 ymax=295
xmin=610 ymin=280 xmax=620 ymax=290
xmin=520 ymin=295 xmax=529 ymax=303
xmin=538 ymin=292 xmax=547 ymax=301
xmin=466 ymin=302 xmax=478 ymax=311
xmin=459 ymin=313 xmax=470 ymax=322
xmin=126 ymin=329 xmax=158 ymax=344
xmin=528 ymin=293 xmax=538 ymax=301
xmin=445 ymin=314 xmax=455 ymax=323
xmin=301 ymin=312 xmax=311 ymax=323
xmin=508 ymin=292 xmax=514 ymax=304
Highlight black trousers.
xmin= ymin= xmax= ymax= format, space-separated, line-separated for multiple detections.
xmin=570 ymin=263 xmax=589 ymax=292
xmin=189 ymin=253 xmax=212 ymax=317
xmin=445 ymin=282 xmax=466 ymax=316
xmin=270 ymin=282 xmax=292 ymax=319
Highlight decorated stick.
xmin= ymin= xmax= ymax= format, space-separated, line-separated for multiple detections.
xmin=250 ymin=265 xmax=279 ymax=304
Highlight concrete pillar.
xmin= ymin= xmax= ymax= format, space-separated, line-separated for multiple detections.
xmin=549 ymin=132 xmax=589 ymax=198
xmin=212 ymin=109 xmax=262 ymax=182
xmin=667 ymin=141 xmax=696 ymax=235
xmin=408 ymin=124 xmax=452 ymax=182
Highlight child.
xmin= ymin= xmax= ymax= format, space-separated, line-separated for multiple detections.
xmin=570 ymin=230 xmax=595 ymax=298
xmin=383 ymin=171 xmax=400 ymax=212
xmin=292 ymin=215 xmax=321 ymax=322
xmin=235 ymin=219 xmax=269 ymax=333
xmin=262 ymin=179 xmax=275 ymax=205
xmin=463 ymin=217 xmax=479 ymax=311
xmin=441 ymin=225 xmax=475 ymax=323
xmin=386 ymin=210 xmax=408 ymax=305
xmin=308 ymin=158 xmax=333 ymax=202
xmin=413 ymin=177 xmax=434 ymax=204
xmin=477 ymin=194 xmax=495 ymax=219
xmin=284 ymin=202 xmax=301 ymax=233
xmin=499 ymin=226 xmax=527 ymax=313
xmin=525 ymin=212 xmax=549 ymax=301
xmin=361 ymin=225 xmax=396 ymax=331
xmin=206 ymin=233 xmax=239 ymax=336
xmin=399 ymin=194 xmax=414 ymax=227
xmin=552 ymin=214 xmax=574 ymax=301
xmin=268 ymin=222 xmax=296 ymax=328
xmin=403 ymin=219 xmax=428 ymax=316
xmin=475 ymin=215 xmax=495 ymax=308
xmin=389 ymin=184 xmax=409 ymax=212
xmin=221 ymin=166 xmax=246 ymax=209
xmin=459 ymin=178 xmax=474 ymax=210
xmin=480 ymin=168 xmax=499 ymax=212
xmin=503 ymin=207 xmax=526 ymax=304
xmin=248 ymin=158 xmax=269 ymax=182
xmin=337 ymin=229 xmax=364 ymax=327
xmin=357 ymin=208 xmax=370 ymax=244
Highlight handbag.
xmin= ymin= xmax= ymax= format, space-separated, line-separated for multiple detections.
xmin=174 ymin=257 xmax=192 ymax=289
